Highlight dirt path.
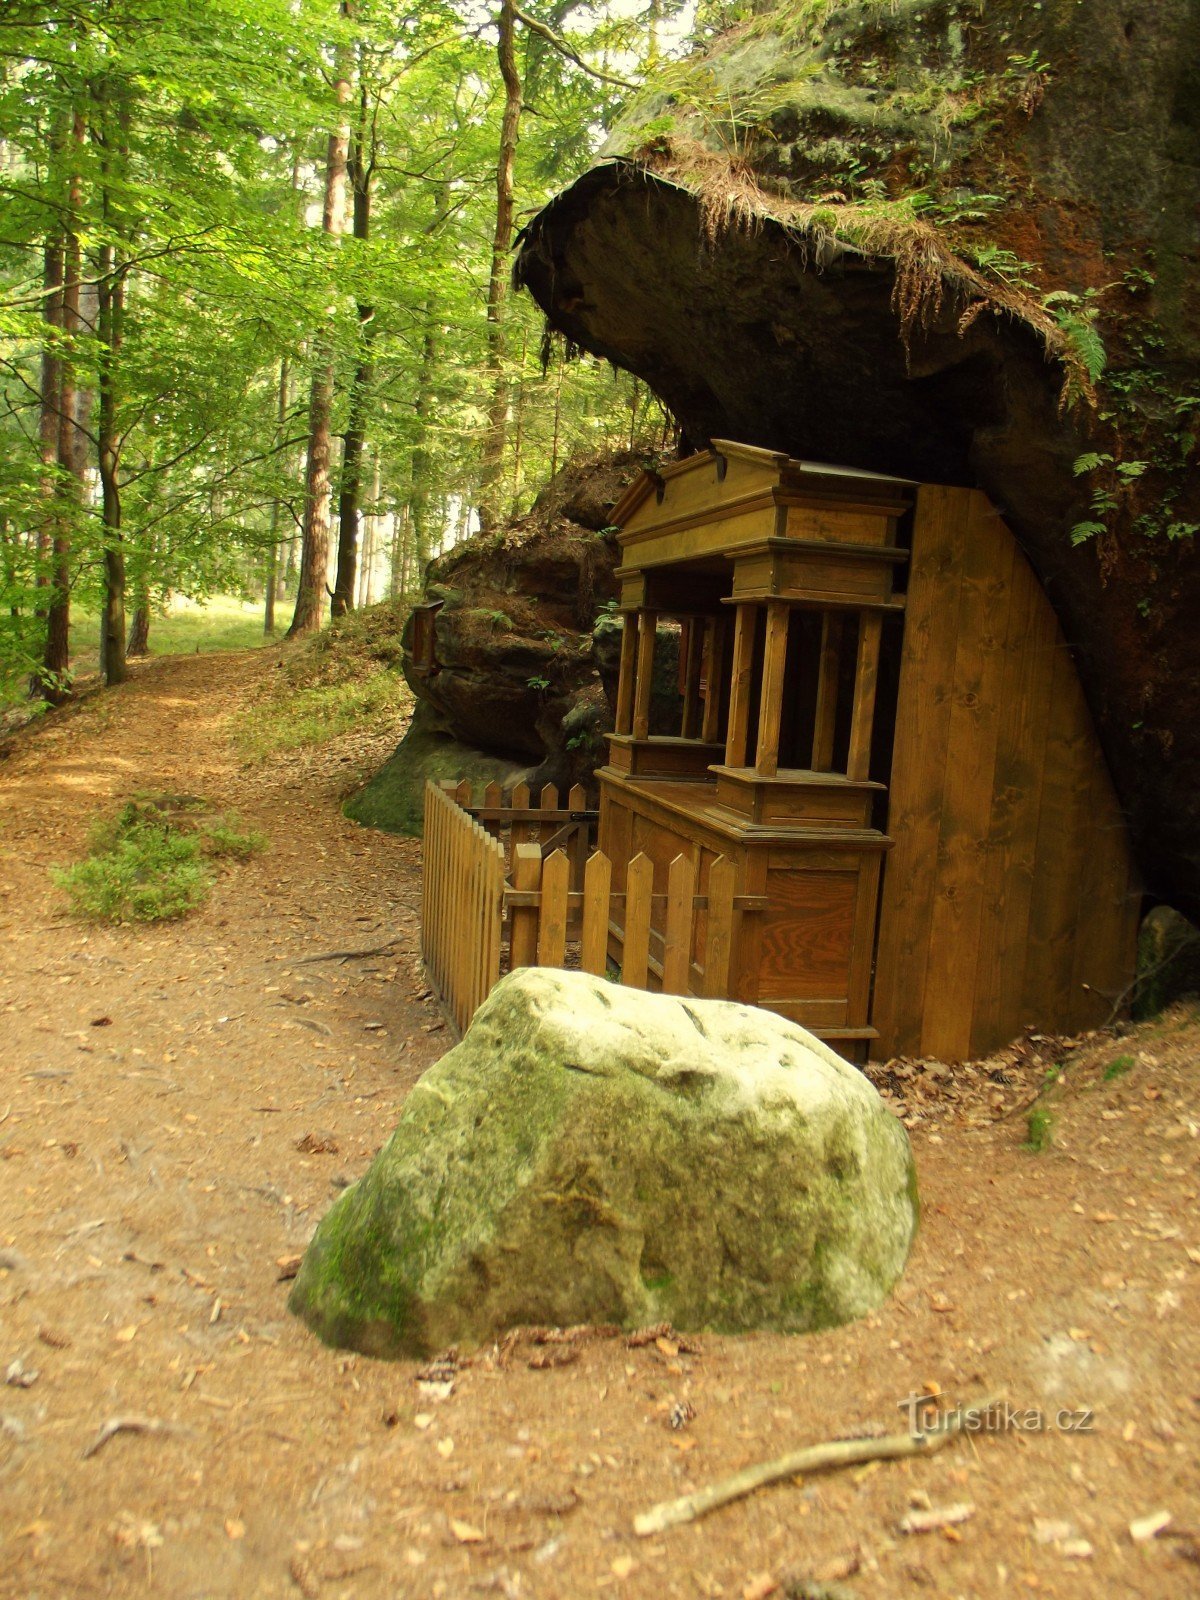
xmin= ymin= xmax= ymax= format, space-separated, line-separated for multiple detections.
xmin=1 ymin=649 xmax=1197 ymax=1599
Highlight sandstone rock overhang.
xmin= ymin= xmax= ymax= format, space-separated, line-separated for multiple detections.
xmin=514 ymin=159 xmax=1200 ymax=917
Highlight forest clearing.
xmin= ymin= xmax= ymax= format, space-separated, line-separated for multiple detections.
xmin=1 ymin=645 xmax=1198 ymax=1599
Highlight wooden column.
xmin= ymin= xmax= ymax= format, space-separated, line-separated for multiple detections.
xmin=680 ymin=616 xmax=705 ymax=739
xmin=724 ymin=604 xmax=756 ymax=768
xmin=812 ymin=612 xmax=845 ymax=771
xmin=754 ymin=600 xmax=790 ymax=777
xmin=614 ymin=613 xmax=638 ymax=736
xmin=701 ymin=615 xmax=727 ymax=744
xmin=847 ymin=612 xmax=883 ymax=780
xmin=631 ymin=609 xmax=658 ymax=741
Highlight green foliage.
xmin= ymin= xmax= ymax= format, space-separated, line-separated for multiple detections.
xmin=233 ymin=665 xmax=409 ymax=759
xmin=51 ymin=795 xmax=264 ymax=923
xmin=0 ymin=0 xmax=661 ymax=681
xmin=1103 ymin=1054 xmax=1134 ymax=1082
xmin=1024 ymin=1105 xmax=1054 ymax=1153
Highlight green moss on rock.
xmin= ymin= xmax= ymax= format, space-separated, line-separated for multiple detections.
xmin=289 ymin=970 xmax=918 ymax=1357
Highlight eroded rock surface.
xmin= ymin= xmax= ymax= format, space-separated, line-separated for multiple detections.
xmin=289 ymin=969 xmax=918 ymax=1357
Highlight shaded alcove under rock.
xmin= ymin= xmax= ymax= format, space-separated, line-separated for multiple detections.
xmin=514 ymin=162 xmax=1200 ymax=918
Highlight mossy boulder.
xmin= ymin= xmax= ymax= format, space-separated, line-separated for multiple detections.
xmin=288 ymin=969 xmax=918 ymax=1358
xmin=343 ymin=702 xmax=535 ymax=837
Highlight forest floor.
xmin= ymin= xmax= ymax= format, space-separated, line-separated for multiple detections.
xmin=1 ymin=647 xmax=1198 ymax=1600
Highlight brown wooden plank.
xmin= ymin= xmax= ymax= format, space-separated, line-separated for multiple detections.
xmin=581 ymin=851 xmax=612 ymax=975
xmin=703 ymin=856 xmax=736 ymax=998
xmin=454 ymin=779 xmax=471 ymax=807
xmin=615 ymin=615 xmax=638 ymax=735
xmin=811 ymin=612 xmax=845 ymax=771
xmin=919 ymin=493 xmax=1015 ymax=1062
xmin=754 ymin=600 xmax=790 ymax=777
xmin=623 ymin=853 xmax=654 ymax=989
xmin=509 ymin=843 xmax=542 ymax=969
xmin=970 ymin=551 xmax=1055 ymax=1052
xmin=870 ymin=485 xmax=971 ymax=1058
xmin=846 ymin=612 xmax=882 ymax=781
xmin=724 ymin=604 xmax=755 ymax=767
xmin=537 ymin=849 xmax=570 ymax=967
xmin=701 ymin=616 xmax=727 ymax=744
xmin=1021 ymin=641 xmax=1096 ymax=1032
xmin=680 ymin=617 xmax=705 ymax=739
xmin=632 ymin=610 xmax=658 ymax=741
xmin=662 ymin=853 xmax=696 ymax=994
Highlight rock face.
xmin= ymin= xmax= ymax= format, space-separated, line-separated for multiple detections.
xmin=347 ymin=449 xmax=688 ymax=834
xmin=289 ymin=969 xmax=918 ymax=1358
xmin=513 ymin=0 xmax=1200 ymax=918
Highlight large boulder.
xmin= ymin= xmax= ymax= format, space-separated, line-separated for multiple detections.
xmin=289 ymin=969 xmax=918 ymax=1358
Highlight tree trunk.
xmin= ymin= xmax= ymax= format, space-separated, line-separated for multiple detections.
xmin=96 ymin=74 xmax=131 ymax=687
xmin=287 ymin=29 xmax=352 ymax=638
xmin=477 ymin=0 xmax=521 ymax=533
xmin=41 ymin=107 xmax=86 ymax=704
xmin=127 ymin=592 xmax=151 ymax=656
xmin=97 ymin=236 xmax=127 ymax=685
xmin=331 ymin=98 xmax=373 ymax=619
xmin=265 ymin=355 xmax=289 ymax=633
xmin=36 ymin=236 xmax=64 ymax=612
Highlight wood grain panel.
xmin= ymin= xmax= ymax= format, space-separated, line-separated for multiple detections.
xmin=870 ymin=485 xmax=970 ymax=1056
xmin=918 ymin=495 xmax=1015 ymax=1062
xmin=970 ymin=547 xmax=1056 ymax=1052
xmin=758 ymin=868 xmax=856 ymax=1000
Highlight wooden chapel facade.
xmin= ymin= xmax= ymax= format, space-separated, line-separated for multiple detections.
xmin=598 ymin=441 xmax=1141 ymax=1062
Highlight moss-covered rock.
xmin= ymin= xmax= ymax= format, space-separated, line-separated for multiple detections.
xmin=342 ymin=702 xmax=535 ymax=836
xmin=289 ymin=969 xmax=918 ymax=1358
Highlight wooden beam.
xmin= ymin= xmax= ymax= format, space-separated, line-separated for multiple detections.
xmin=724 ymin=604 xmax=756 ymax=768
xmin=811 ymin=612 xmax=845 ymax=771
xmin=614 ymin=615 xmax=638 ymax=736
xmin=632 ymin=610 xmax=658 ymax=741
xmin=680 ymin=617 xmax=705 ymax=740
xmin=700 ymin=616 xmax=727 ymax=745
xmin=847 ymin=612 xmax=882 ymax=781
xmin=754 ymin=600 xmax=790 ymax=778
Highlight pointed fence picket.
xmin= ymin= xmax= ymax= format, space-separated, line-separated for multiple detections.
xmin=422 ymin=779 xmax=755 ymax=1034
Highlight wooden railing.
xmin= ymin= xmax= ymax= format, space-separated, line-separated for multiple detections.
xmin=422 ymin=780 xmax=756 ymax=1033
xmin=421 ymin=781 xmax=506 ymax=1032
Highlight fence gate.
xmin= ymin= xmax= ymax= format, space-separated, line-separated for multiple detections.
xmin=421 ymin=779 xmax=757 ymax=1035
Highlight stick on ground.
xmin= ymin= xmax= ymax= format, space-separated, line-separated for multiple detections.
xmin=81 ymin=1415 xmax=183 ymax=1460
xmin=633 ymin=1396 xmax=999 ymax=1537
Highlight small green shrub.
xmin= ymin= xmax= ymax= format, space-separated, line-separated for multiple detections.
xmin=51 ymin=795 xmax=265 ymax=923
xmin=1025 ymin=1106 xmax=1055 ymax=1153
xmin=1103 ymin=1053 xmax=1135 ymax=1082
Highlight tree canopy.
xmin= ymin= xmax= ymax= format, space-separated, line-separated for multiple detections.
xmin=0 ymin=0 xmax=680 ymax=693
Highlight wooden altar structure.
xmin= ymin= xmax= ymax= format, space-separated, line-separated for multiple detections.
xmin=599 ymin=441 xmax=1141 ymax=1061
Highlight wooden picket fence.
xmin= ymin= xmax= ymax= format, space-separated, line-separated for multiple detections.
xmin=420 ymin=781 xmax=506 ymax=1032
xmin=421 ymin=779 xmax=752 ymax=1034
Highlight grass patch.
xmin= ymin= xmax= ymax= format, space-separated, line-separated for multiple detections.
xmin=1024 ymin=1105 xmax=1055 ymax=1153
xmin=1103 ymin=1053 xmax=1135 ymax=1082
xmin=51 ymin=794 xmax=266 ymax=923
xmin=232 ymin=596 xmax=413 ymax=760
xmin=141 ymin=598 xmax=269 ymax=657
xmin=233 ymin=666 xmax=410 ymax=759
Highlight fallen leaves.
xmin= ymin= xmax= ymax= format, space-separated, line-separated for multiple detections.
xmin=294 ymin=1130 xmax=339 ymax=1155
